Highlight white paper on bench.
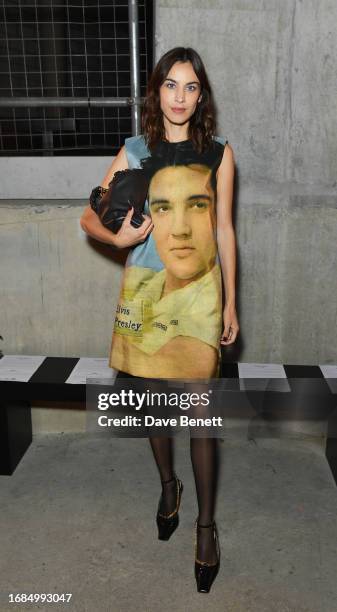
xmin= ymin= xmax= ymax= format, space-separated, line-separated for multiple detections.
xmin=238 ymin=363 xmax=290 ymax=392
xmin=0 ymin=354 xmax=46 ymax=381
xmin=319 ymin=365 xmax=337 ymax=393
xmin=65 ymin=357 xmax=117 ymax=384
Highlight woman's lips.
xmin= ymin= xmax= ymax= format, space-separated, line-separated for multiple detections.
xmin=171 ymin=107 xmax=186 ymax=113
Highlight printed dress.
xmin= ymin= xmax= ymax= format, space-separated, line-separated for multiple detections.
xmin=108 ymin=134 xmax=228 ymax=380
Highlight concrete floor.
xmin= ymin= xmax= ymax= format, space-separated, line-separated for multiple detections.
xmin=0 ymin=431 xmax=336 ymax=612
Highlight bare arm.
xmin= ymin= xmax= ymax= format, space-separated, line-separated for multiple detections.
xmin=79 ymin=144 xmax=153 ymax=248
xmin=216 ymin=142 xmax=236 ymax=307
xmin=216 ymin=142 xmax=239 ymax=344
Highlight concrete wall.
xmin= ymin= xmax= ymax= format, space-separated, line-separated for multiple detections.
xmin=0 ymin=199 xmax=126 ymax=358
xmin=1 ymin=0 xmax=337 ymax=367
xmin=0 ymin=156 xmax=115 ymax=199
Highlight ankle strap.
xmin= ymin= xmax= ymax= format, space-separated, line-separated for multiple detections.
xmin=161 ymin=475 xmax=176 ymax=484
xmin=197 ymin=521 xmax=215 ymax=528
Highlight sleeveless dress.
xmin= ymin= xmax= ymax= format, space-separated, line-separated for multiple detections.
xmin=108 ymin=134 xmax=228 ymax=380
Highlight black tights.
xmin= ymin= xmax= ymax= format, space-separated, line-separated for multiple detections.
xmin=150 ymin=435 xmax=219 ymax=564
xmin=115 ymin=371 xmax=219 ymax=564
xmin=149 ymin=436 xmax=218 ymax=523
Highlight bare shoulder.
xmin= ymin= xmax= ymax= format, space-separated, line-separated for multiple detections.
xmin=115 ymin=143 xmax=128 ymax=162
xmin=216 ymin=141 xmax=235 ymax=183
xmin=220 ymin=141 xmax=235 ymax=165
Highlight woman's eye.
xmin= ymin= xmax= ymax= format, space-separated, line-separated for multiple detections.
xmin=165 ymin=83 xmax=197 ymax=91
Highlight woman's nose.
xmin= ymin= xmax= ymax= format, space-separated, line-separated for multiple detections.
xmin=174 ymin=88 xmax=185 ymax=103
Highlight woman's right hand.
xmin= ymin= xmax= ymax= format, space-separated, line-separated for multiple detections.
xmin=114 ymin=206 xmax=154 ymax=249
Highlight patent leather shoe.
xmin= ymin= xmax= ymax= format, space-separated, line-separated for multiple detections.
xmin=194 ymin=518 xmax=220 ymax=593
xmin=156 ymin=474 xmax=183 ymax=541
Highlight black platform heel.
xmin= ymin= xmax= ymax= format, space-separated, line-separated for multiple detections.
xmin=156 ymin=474 xmax=183 ymax=541
xmin=194 ymin=518 xmax=220 ymax=593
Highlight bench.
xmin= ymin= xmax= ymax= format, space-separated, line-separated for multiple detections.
xmin=1 ymin=355 xmax=336 ymax=481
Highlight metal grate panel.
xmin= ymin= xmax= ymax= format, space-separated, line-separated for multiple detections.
xmin=0 ymin=0 xmax=153 ymax=155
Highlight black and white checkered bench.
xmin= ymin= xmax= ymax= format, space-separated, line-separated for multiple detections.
xmin=1 ymin=355 xmax=336 ymax=481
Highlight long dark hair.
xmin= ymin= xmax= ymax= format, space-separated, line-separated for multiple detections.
xmin=141 ymin=47 xmax=218 ymax=154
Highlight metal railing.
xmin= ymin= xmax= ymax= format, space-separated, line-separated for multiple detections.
xmin=0 ymin=95 xmax=145 ymax=109
xmin=0 ymin=0 xmax=151 ymax=155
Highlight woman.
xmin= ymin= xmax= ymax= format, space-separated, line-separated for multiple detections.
xmin=80 ymin=46 xmax=239 ymax=593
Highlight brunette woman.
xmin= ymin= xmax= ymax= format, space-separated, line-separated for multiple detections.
xmin=80 ymin=46 xmax=239 ymax=593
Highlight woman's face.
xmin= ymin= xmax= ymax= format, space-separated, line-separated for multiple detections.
xmin=159 ymin=61 xmax=201 ymax=125
xmin=149 ymin=164 xmax=217 ymax=281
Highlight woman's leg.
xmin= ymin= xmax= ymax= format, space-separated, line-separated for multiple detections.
xmin=149 ymin=436 xmax=178 ymax=514
xmin=115 ymin=370 xmax=178 ymax=515
xmin=190 ymin=436 xmax=219 ymax=564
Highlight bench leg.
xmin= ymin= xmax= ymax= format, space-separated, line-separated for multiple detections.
xmin=0 ymin=401 xmax=32 ymax=475
xmin=326 ymin=407 xmax=337 ymax=486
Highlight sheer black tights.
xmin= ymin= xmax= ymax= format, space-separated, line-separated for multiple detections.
xmin=149 ymin=437 xmax=177 ymax=515
xmin=149 ymin=436 xmax=219 ymax=564
xmin=115 ymin=371 xmax=219 ymax=563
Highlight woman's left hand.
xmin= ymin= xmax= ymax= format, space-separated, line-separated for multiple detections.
xmin=220 ymin=303 xmax=239 ymax=345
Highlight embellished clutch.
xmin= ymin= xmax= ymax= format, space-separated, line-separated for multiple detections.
xmin=89 ymin=168 xmax=149 ymax=234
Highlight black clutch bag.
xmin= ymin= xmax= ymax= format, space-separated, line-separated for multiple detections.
xmin=89 ymin=168 xmax=149 ymax=234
